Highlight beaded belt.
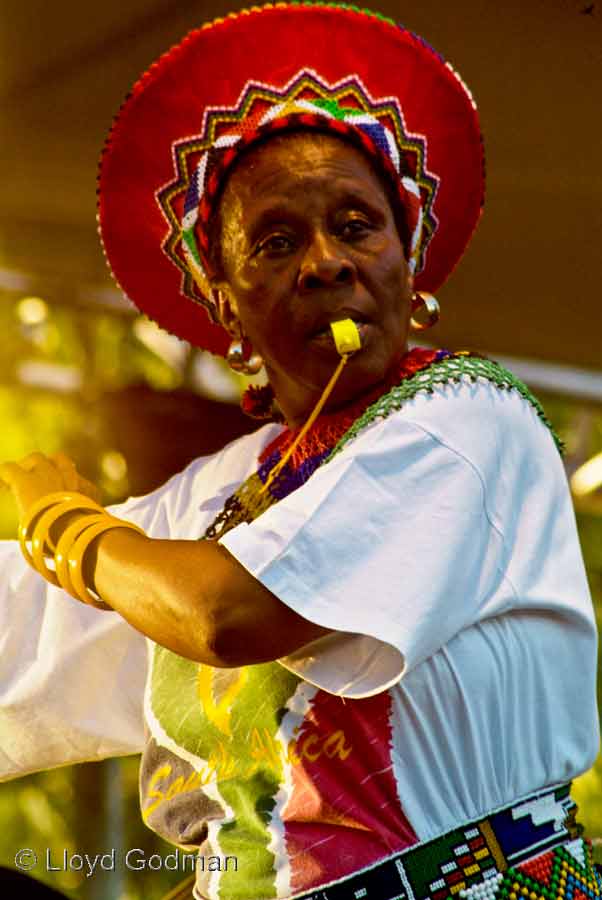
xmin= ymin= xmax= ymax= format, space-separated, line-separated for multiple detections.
xmin=289 ymin=783 xmax=601 ymax=900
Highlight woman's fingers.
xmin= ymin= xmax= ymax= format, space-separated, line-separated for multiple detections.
xmin=0 ymin=452 xmax=102 ymax=517
xmin=50 ymin=452 xmax=79 ymax=490
xmin=17 ymin=452 xmax=52 ymax=472
xmin=1 ymin=453 xmax=67 ymax=494
xmin=78 ymin=476 xmax=103 ymax=505
xmin=50 ymin=454 xmax=102 ymax=503
xmin=0 ymin=461 xmax=24 ymax=488
xmin=51 ymin=451 xmax=76 ymax=469
xmin=0 ymin=457 xmax=62 ymax=518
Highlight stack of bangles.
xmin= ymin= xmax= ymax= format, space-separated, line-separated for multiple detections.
xmin=18 ymin=492 xmax=146 ymax=608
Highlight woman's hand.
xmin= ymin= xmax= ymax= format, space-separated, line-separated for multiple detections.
xmin=0 ymin=451 xmax=102 ymax=521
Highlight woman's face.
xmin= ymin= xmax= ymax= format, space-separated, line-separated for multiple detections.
xmin=214 ymin=132 xmax=413 ymax=425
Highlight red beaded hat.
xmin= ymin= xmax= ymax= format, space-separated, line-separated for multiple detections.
xmin=98 ymin=2 xmax=485 ymax=355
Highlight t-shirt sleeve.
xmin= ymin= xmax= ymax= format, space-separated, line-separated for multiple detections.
xmin=0 ymin=450 xmax=222 ymax=781
xmin=0 ymin=420 xmax=282 ymax=779
xmin=0 ymin=539 xmax=148 ymax=781
xmin=219 ymin=385 xmax=525 ymax=698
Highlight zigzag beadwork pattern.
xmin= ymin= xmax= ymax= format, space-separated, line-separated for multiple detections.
xmin=155 ymin=68 xmax=440 ymax=311
xmin=392 ymin=832 xmax=600 ymax=900
xmin=457 ymin=841 xmax=602 ymax=900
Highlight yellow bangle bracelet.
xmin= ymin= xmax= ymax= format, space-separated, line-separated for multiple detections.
xmin=67 ymin=517 xmax=146 ymax=606
xmin=31 ymin=502 xmax=101 ymax=584
xmin=54 ymin=513 xmax=107 ymax=599
xmin=19 ymin=492 xmax=103 ymax=567
xmin=18 ymin=493 xmax=70 ymax=566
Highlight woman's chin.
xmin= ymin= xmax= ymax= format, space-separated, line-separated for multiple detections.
xmin=270 ymin=328 xmax=404 ymax=424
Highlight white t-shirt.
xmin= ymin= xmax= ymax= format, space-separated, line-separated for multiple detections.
xmin=0 ymin=374 xmax=598 ymax=897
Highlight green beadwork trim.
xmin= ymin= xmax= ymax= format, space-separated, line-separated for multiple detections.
xmin=285 ymin=1 xmax=396 ymax=27
xmin=203 ymin=353 xmax=564 ymax=542
xmin=327 ymin=354 xmax=565 ymax=462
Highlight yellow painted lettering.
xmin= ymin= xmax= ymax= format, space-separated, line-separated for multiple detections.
xmin=143 ymin=764 xmax=172 ymax=820
xmin=286 ymin=737 xmax=302 ymax=765
xmin=300 ymin=733 xmax=322 ymax=762
xmin=182 ymin=771 xmax=203 ymax=792
xmin=264 ymin=728 xmax=283 ymax=766
xmin=323 ymin=730 xmax=353 ymax=760
xmin=250 ymin=727 xmax=270 ymax=762
xmin=165 ymin=776 xmax=185 ymax=800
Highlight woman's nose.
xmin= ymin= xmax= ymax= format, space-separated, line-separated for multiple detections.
xmin=297 ymin=234 xmax=357 ymax=294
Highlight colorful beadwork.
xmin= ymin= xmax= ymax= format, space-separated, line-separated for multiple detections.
xmin=159 ymin=72 xmax=439 ymax=314
xmin=456 ymin=842 xmax=602 ymax=900
xmin=327 ymin=352 xmax=564 ymax=463
xmin=285 ymin=784 xmax=594 ymax=900
xmin=388 ymin=786 xmax=582 ymax=900
xmin=98 ymin=1 xmax=485 ymax=354
xmin=203 ymin=349 xmax=563 ymax=541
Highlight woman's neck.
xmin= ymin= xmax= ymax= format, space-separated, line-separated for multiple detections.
xmin=274 ymin=344 xmax=412 ymax=431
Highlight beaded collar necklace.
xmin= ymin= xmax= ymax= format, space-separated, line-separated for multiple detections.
xmin=203 ymin=348 xmax=562 ymax=542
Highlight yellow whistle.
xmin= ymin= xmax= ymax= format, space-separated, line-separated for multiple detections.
xmin=329 ymin=319 xmax=362 ymax=355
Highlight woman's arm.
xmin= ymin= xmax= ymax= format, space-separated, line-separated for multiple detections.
xmin=87 ymin=529 xmax=331 ymax=666
xmin=0 ymin=451 xmax=331 ymax=669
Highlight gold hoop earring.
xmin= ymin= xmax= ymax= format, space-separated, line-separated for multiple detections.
xmin=226 ymin=339 xmax=264 ymax=375
xmin=410 ymin=292 xmax=440 ymax=331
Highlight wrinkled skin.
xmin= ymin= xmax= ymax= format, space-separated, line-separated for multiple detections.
xmin=212 ymin=132 xmax=414 ymax=427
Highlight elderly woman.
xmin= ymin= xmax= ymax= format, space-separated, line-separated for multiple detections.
xmin=0 ymin=5 xmax=599 ymax=900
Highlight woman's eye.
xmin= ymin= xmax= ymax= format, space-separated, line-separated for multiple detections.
xmin=340 ymin=218 xmax=371 ymax=238
xmin=257 ymin=234 xmax=294 ymax=254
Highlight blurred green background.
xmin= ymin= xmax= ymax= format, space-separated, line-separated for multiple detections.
xmin=0 ymin=296 xmax=600 ymax=900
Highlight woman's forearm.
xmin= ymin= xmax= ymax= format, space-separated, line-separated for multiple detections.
xmin=0 ymin=452 xmax=331 ymax=665
xmin=88 ymin=529 xmax=225 ymax=664
xmin=87 ymin=528 xmax=330 ymax=666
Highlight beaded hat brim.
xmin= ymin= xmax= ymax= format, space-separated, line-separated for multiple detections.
xmin=98 ymin=2 xmax=485 ymax=355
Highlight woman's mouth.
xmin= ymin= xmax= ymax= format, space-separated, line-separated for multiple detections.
xmin=310 ymin=320 xmax=370 ymax=346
